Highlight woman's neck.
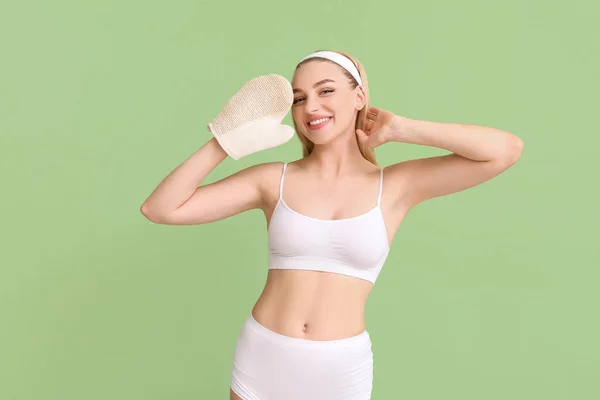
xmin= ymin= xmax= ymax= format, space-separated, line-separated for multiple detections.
xmin=305 ymin=135 xmax=369 ymax=177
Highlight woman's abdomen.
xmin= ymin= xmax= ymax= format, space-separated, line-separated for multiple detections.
xmin=251 ymin=269 xmax=372 ymax=341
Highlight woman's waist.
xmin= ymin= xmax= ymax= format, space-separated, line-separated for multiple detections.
xmin=251 ymin=302 xmax=366 ymax=341
xmin=251 ymin=270 xmax=371 ymax=340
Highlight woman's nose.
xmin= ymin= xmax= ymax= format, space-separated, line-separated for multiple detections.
xmin=304 ymin=95 xmax=320 ymax=114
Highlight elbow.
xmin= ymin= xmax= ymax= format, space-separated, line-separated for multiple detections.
xmin=502 ymin=135 xmax=524 ymax=166
xmin=140 ymin=202 xmax=167 ymax=224
xmin=140 ymin=203 xmax=156 ymax=222
xmin=509 ymin=135 xmax=524 ymax=164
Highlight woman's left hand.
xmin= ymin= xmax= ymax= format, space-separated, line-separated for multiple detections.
xmin=355 ymin=107 xmax=398 ymax=148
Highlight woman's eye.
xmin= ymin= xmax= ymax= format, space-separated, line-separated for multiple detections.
xmin=293 ymin=90 xmax=334 ymax=105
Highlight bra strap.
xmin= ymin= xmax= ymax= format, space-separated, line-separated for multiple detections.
xmin=279 ymin=162 xmax=288 ymax=200
xmin=377 ymin=167 xmax=384 ymax=207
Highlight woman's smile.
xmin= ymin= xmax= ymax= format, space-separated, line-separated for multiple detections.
xmin=307 ymin=116 xmax=333 ymax=130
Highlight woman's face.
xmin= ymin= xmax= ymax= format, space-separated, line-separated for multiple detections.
xmin=291 ymin=61 xmax=364 ymax=146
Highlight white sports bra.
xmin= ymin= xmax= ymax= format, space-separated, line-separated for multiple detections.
xmin=268 ymin=163 xmax=390 ymax=284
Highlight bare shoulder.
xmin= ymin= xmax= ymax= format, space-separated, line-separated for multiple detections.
xmin=245 ymin=161 xmax=286 ymax=186
xmin=382 ymin=160 xmax=412 ymax=181
xmin=242 ymin=161 xmax=288 ymax=205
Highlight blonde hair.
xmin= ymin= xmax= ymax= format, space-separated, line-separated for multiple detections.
xmin=293 ymin=50 xmax=377 ymax=165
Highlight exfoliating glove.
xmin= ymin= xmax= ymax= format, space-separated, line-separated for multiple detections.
xmin=207 ymin=74 xmax=295 ymax=160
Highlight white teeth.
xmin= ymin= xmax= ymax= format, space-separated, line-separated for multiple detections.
xmin=308 ymin=117 xmax=330 ymax=126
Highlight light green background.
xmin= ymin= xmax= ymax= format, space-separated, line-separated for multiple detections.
xmin=1 ymin=0 xmax=598 ymax=399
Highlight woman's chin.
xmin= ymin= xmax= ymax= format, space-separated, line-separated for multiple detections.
xmin=305 ymin=134 xmax=333 ymax=146
xmin=303 ymin=128 xmax=336 ymax=144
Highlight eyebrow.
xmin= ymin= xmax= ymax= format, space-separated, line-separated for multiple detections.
xmin=292 ymin=79 xmax=336 ymax=94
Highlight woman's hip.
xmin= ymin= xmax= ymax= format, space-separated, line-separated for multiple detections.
xmin=230 ymin=313 xmax=374 ymax=400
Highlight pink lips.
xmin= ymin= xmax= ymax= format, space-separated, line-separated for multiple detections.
xmin=306 ymin=116 xmax=332 ymax=131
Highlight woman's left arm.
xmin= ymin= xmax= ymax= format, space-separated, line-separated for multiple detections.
xmin=357 ymin=109 xmax=524 ymax=210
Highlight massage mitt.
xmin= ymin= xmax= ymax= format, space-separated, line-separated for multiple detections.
xmin=207 ymin=74 xmax=295 ymax=160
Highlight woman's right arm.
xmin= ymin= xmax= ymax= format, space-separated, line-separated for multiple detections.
xmin=140 ymin=138 xmax=268 ymax=225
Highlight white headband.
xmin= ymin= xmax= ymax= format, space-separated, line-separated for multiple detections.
xmin=299 ymin=51 xmax=363 ymax=87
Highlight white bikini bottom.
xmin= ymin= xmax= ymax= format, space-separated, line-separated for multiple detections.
xmin=230 ymin=313 xmax=374 ymax=400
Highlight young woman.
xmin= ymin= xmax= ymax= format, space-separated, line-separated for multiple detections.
xmin=140 ymin=50 xmax=524 ymax=400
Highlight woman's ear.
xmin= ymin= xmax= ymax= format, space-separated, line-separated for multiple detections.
xmin=355 ymin=86 xmax=366 ymax=110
